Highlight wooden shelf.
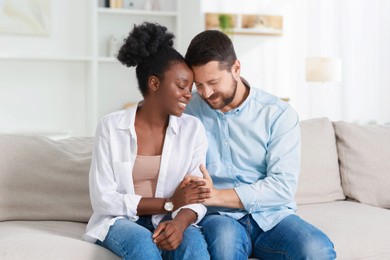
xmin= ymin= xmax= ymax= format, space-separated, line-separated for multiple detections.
xmin=207 ymin=27 xmax=283 ymax=36
xmin=205 ymin=13 xmax=283 ymax=36
xmin=231 ymin=28 xmax=283 ymax=36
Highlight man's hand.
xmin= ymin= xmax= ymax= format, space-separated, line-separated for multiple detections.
xmin=171 ymin=173 xmax=211 ymax=209
xmin=152 ymin=220 xmax=185 ymax=250
xmin=181 ymin=164 xmax=217 ymax=206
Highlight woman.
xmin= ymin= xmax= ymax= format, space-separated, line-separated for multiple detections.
xmin=83 ymin=22 xmax=210 ymax=260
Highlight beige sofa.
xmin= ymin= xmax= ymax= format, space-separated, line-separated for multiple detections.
xmin=0 ymin=118 xmax=389 ymax=260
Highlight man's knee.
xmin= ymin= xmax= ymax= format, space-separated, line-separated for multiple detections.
xmin=297 ymin=231 xmax=336 ymax=259
xmin=200 ymin=215 xmax=250 ymax=259
xmin=174 ymin=226 xmax=209 ymax=260
xmin=202 ymin=215 xmax=242 ymax=241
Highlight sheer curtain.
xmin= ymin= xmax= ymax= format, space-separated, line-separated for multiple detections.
xmin=297 ymin=0 xmax=390 ymax=123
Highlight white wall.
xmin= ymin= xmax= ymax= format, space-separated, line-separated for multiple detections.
xmin=0 ymin=0 xmax=89 ymax=137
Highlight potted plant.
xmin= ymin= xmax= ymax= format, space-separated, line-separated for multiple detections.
xmin=218 ymin=14 xmax=233 ymax=34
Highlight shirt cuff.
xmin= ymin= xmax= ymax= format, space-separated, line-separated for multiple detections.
xmin=123 ymin=193 xmax=142 ymax=220
xmin=171 ymin=204 xmax=206 ymax=224
xmin=234 ymin=184 xmax=258 ymax=213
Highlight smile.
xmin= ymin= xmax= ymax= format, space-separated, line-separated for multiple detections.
xmin=178 ymin=102 xmax=187 ymax=109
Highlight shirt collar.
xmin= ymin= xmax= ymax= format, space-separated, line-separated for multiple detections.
xmin=220 ymin=78 xmax=253 ymax=116
xmin=116 ymin=102 xmax=178 ymax=136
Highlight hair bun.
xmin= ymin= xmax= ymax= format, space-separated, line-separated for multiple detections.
xmin=117 ymin=22 xmax=174 ymax=67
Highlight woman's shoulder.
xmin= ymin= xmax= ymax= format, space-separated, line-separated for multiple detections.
xmin=175 ymin=114 xmax=206 ymax=140
xmin=178 ymin=113 xmax=203 ymax=127
xmin=97 ymin=108 xmax=136 ymax=133
xmin=100 ymin=109 xmax=127 ymax=125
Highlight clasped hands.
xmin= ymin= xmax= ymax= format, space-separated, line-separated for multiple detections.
xmin=152 ymin=164 xmax=214 ymax=250
xmin=175 ymin=164 xmax=216 ymax=206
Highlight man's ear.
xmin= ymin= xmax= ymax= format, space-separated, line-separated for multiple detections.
xmin=148 ymin=76 xmax=159 ymax=92
xmin=231 ymin=60 xmax=241 ymax=81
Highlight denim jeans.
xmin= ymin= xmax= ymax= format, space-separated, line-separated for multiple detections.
xmin=96 ymin=216 xmax=209 ymax=260
xmin=199 ymin=213 xmax=336 ymax=260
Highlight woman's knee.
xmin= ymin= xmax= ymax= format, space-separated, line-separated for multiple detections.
xmin=100 ymin=219 xmax=161 ymax=259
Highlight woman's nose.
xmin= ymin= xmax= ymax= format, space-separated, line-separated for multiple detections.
xmin=184 ymin=89 xmax=192 ymax=99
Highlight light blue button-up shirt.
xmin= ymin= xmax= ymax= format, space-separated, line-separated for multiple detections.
xmin=185 ymin=86 xmax=301 ymax=232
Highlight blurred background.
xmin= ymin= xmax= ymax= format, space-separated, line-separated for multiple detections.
xmin=1 ymin=0 xmax=389 ymax=138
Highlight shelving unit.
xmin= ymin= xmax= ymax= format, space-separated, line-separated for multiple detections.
xmin=88 ymin=0 xmax=181 ymax=133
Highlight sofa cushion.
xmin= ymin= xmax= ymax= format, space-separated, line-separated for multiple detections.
xmin=0 ymin=221 xmax=119 ymax=260
xmin=333 ymin=121 xmax=390 ymax=208
xmin=296 ymin=201 xmax=390 ymax=260
xmin=295 ymin=118 xmax=345 ymax=205
xmin=0 ymin=135 xmax=94 ymax=222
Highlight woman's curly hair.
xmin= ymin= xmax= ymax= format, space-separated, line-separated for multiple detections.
xmin=118 ymin=22 xmax=184 ymax=96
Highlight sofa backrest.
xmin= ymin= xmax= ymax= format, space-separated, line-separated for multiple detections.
xmin=1 ymin=119 xmax=388 ymax=222
xmin=295 ymin=118 xmax=345 ymax=205
xmin=0 ymin=135 xmax=94 ymax=222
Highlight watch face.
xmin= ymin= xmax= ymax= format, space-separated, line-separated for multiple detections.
xmin=164 ymin=201 xmax=174 ymax=212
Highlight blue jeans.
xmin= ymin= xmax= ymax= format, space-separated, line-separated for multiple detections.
xmin=96 ymin=216 xmax=209 ymax=260
xmin=199 ymin=213 xmax=336 ymax=260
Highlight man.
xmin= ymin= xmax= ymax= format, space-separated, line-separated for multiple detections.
xmin=183 ymin=30 xmax=336 ymax=259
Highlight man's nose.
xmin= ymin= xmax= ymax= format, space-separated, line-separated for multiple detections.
xmin=202 ymin=85 xmax=213 ymax=99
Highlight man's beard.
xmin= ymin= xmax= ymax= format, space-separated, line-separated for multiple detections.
xmin=205 ymin=76 xmax=238 ymax=110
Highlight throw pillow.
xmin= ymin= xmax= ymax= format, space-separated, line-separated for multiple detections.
xmin=295 ymin=118 xmax=345 ymax=205
xmin=334 ymin=121 xmax=390 ymax=208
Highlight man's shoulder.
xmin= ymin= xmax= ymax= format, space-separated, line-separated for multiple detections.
xmin=250 ymin=87 xmax=287 ymax=108
xmin=248 ymin=87 xmax=298 ymax=121
xmin=185 ymin=92 xmax=208 ymax=116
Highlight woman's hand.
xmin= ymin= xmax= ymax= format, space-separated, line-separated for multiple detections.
xmin=152 ymin=208 xmax=197 ymax=250
xmin=152 ymin=219 xmax=185 ymax=250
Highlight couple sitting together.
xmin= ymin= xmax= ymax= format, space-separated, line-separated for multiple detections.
xmin=83 ymin=22 xmax=336 ymax=260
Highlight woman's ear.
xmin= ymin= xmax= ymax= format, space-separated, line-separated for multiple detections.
xmin=148 ymin=76 xmax=159 ymax=92
xmin=231 ymin=60 xmax=241 ymax=81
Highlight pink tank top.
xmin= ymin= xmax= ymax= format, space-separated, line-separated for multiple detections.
xmin=132 ymin=155 xmax=161 ymax=197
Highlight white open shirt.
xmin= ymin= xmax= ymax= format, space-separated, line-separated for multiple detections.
xmin=84 ymin=104 xmax=208 ymax=243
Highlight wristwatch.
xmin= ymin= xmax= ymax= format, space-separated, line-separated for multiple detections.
xmin=164 ymin=198 xmax=174 ymax=212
